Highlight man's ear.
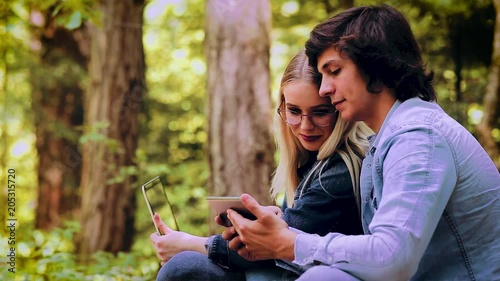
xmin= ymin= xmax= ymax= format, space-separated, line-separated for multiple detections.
xmin=372 ymin=81 xmax=386 ymax=93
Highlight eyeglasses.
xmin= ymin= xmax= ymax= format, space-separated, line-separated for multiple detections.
xmin=277 ymin=108 xmax=336 ymax=127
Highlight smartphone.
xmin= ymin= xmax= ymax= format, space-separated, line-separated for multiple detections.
xmin=206 ymin=196 xmax=257 ymax=227
xmin=141 ymin=176 xmax=179 ymax=235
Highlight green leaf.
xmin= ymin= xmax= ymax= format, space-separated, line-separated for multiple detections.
xmin=65 ymin=11 xmax=82 ymax=30
xmin=51 ymin=4 xmax=63 ymax=17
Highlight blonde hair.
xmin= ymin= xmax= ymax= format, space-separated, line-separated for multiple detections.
xmin=271 ymin=50 xmax=372 ymax=208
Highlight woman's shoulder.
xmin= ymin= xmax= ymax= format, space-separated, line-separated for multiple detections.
xmin=320 ymin=152 xmax=350 ymax=174
xmin=309 ymin=152 xmax=353 ymax=197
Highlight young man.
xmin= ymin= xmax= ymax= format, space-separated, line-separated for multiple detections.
xmin=224 ymin=4 xmax=500 ymax=281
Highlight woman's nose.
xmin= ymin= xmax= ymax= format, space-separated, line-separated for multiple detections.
xmin=300 ymin=115 xmax=315 ymax=130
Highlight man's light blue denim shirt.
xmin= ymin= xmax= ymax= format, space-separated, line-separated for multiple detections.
xmin=293 ymin=98 xmax=500 ymax=281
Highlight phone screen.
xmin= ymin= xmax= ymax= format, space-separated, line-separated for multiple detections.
xmin=207 ymin=196 xmax=257 ymax=227
xmin=141 ymin=176 xmax=179 ymax=235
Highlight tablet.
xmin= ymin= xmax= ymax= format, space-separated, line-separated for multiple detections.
xmin=141 ymin=176 xmax=179 ymax=235
xmin=206 ymin=196 xmax=256 ymax=227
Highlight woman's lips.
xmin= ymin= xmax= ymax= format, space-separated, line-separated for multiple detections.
xmin=300 ymin=135 xmax=321 ymax=142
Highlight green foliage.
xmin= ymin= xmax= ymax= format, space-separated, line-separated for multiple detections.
xmin=27 ymin=0 xmax=101 ymax=29
xmin=402 ymin=0 xmax=496 ymax=132
xmin=0 ymin=0 xmax=38 ymax=234
xmin=0 ymin=221 xmax=159 ymax=280
xmin=64 ymin=10 xmax=82 ymax=29
xmin=141 ymin=0 xmax=206 ymax=166
xmin=136 ymin=0 xmax=211 ymax=238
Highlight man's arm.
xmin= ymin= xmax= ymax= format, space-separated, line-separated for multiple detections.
xmin=295 ymin=127 xmax=457 ymax=280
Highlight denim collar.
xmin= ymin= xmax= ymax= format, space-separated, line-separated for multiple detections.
xmin=368 ymin=99 xmax=402 ymax=155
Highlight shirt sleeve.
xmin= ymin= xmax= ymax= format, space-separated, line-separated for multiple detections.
xmin=206 ymin=234 xmax=275 ymax=270
xmin=293 ymin=125 xmax=458 ymax=281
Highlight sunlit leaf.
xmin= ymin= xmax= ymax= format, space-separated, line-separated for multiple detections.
xmin=65 ymin=11 xmax=82 ymax=29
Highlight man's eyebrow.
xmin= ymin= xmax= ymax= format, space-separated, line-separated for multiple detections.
xmin=321 ymin=59 xmax=340 ymax=71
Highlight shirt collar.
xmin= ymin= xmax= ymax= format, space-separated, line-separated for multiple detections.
xmin=369 ymin=99 xmax=402 ymax=154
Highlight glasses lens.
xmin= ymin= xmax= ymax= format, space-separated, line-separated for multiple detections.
xmin=283 ymin=110 xmax=300 ymax=125
xmin=279 ymin=110 xmax=334 ymax=127
xmin=310 ymin=113 xmax=333 ymax=127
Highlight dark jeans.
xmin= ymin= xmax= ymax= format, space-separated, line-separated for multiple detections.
xmin=156 ymin=251 xmax=245 ymax=281
xmin=156 ymin=251 xmax=300 ymax=281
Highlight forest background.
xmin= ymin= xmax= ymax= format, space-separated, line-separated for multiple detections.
xmin=0 ymin=0 xmax=499 ymax=280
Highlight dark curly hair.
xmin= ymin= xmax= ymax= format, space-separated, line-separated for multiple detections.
xmin=305 ymin=4 xmax=436 ymax=102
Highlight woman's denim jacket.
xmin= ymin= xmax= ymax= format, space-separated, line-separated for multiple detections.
xmin=293 ymin=98 xmax=500 ymax=281
xmin=205 ymin=152 xmax=363 ymax=274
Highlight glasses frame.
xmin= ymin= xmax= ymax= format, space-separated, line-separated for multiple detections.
xmin=277 ymin=107 xmax=337 ymax=127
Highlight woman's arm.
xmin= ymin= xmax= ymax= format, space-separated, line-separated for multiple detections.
xmin=150 ymin=213 xmax=208 ymax=265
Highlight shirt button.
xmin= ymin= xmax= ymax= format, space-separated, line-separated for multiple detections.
xmin=366 ymin=164 xmax=371 ymax=168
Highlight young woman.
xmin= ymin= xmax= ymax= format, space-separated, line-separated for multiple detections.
xmin=150 ymin=50 xmax=372 ymax=281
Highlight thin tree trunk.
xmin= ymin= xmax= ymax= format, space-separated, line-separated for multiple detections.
xmin=323 ymin=0 xmax=354 ymax=14
xmin=77 ymin=0 xmax=146 ymax=256
xmin=339 ymin=0 xmax=354 ymax=10
xmin=205 ymin=0 xmax=275 ymax=210
xmin=478 ymin=0 xmax=500 ymax=169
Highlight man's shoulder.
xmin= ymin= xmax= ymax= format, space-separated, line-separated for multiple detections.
xmin=392 ymin=98 xmax=443 ymax=122
xmin=385 ymin=98 xmax=459 ymax=133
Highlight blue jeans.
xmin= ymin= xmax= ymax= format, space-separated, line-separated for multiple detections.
xmin=156 ymin=251 xmax=245 ymax=281
xmin=156 ymin=251 xmax=300 ymax=281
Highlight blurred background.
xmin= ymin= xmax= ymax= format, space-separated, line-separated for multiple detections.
xmin=0 ymin=0 xmax=498 ymax=280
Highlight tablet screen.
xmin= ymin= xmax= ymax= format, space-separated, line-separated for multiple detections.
xmin=142 ymin=176 xmax=179 ymax=234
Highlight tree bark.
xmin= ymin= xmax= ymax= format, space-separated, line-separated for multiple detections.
xmin=339 ymin=0 xmax=354 ymax=10
xmin=478 ymin=0 xmax=500 ymax=169
xmin=31 ymin=10 xmax=87 ymax=230
xmin=323 ymin=0 xmax=354 ymax=14
xmin=205 ymin=0 xmax=275 ymax=208
xmin=77 ymin=0 xmax=145 ymax=256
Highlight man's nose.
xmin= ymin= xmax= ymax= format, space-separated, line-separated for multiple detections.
xmin=319 ymin=79 xmax=334 ymax=97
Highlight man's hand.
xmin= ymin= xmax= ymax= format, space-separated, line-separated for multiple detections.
xmin=226 ymin=194 xmax=297 ymax=261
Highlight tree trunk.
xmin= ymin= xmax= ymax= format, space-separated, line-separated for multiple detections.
xmin=205 ymin=0 xmax=275 ymax=208
xmin=77 ymin=0 xmax=146 ymax=256
xmin=478 ymin=0 xmax=500 ymax=169
xmin=449 ymin=14 xmax=465 ymax=125
xmin=339 ymin=0 xmax=354 ymax=10
xmin=323 ymin=0 xmax=354 ymax=14
xmin=31 ymin=11 xmax=87 ymax=230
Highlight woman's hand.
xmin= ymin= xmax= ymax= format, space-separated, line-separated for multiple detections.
xmin=149 ymin=213 xmax=193 ymax=265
